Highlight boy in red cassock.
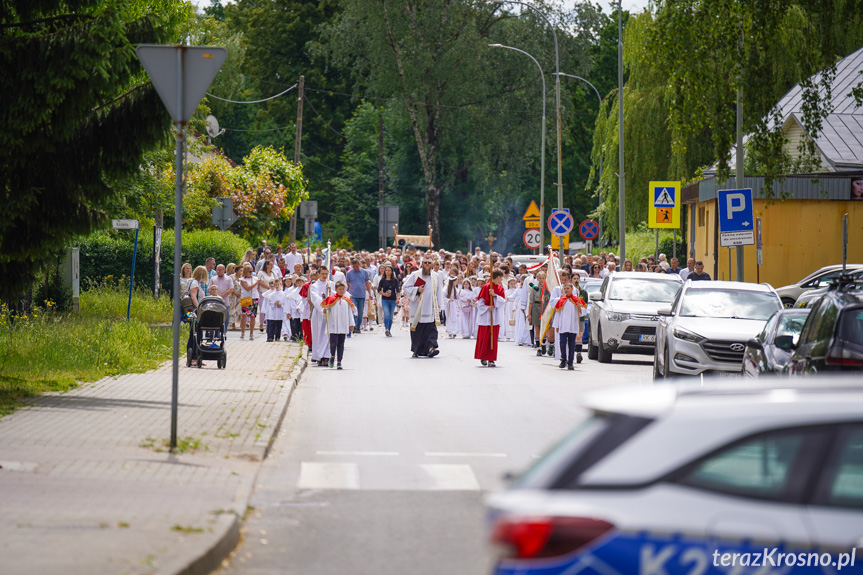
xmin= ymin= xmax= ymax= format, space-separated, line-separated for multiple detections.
xmin=474 ymin=269 xmax=506 ymax=367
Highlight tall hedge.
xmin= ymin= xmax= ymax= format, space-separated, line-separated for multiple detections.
xmin=79 ymin=229 xmax=250 ymax=294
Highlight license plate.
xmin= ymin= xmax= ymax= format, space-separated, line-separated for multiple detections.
xmin=638 ymin=334 xmax=656 ymax=342
xmin=718 ymin=371 xmax=743 ymax=378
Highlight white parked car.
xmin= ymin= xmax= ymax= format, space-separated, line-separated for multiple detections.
xmin=776 ymin=264 xmax=863 ymax=308
xmin=587 ymin=272 xmax=683 ymax=363
xmin=486 ymin=381 xmax=863 ymax=575
xmin=654 ymin=280 xmax=782 ymax=378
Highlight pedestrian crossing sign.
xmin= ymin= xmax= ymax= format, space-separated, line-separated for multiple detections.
xmin=648 ymin=181 xmax=681 ymax=229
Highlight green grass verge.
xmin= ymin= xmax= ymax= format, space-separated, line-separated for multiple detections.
xmin=0 ymin=282 xmax=173 ymax=415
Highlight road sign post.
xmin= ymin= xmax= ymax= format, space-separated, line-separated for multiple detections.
xmin=718 ymin=188 xmax=754 ymax=281
xmin=136 ymin=44 xmax=227 ymax=454
xmin=112 ymin=220 xmax=140 ymax=321
xmin=843 ymin=213 xmax=849 ymax=272
xmin=756 ymin=217 xmax=763 ymax=283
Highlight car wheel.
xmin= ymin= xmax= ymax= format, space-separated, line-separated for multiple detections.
xmin=653 ymin=346 xmax=665 ymax=380
xmin=781 ymin=297 xmax=795 ymax=309
xmin=587 ymin=334 xmax=598 ymax=360
xmin=597 ymin=324 xmax=612 ymax=364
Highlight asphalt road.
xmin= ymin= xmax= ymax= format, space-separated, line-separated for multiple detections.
xmin=220 ymin=322 xmax=653 ymax=575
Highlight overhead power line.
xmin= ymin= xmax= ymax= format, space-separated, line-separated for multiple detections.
xmin=206 ymin=83 xmax=298 ymax=104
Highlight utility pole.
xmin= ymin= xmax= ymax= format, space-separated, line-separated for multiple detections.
xmin=735 ymin=24 xmax=745 ymax=282
xmin=617 ymin=0 xmax=626 ymax=260
xmin=378 ymin=114 xmax=385 ymax=250
xmin=289 ymin=75 xmax=305 ymax=243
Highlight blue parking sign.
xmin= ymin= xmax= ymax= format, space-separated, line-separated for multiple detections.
xmin=717 ymin=188 xmax=754 ymax=233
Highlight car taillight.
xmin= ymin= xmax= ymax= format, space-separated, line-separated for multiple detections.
xmin=825 ymin=354 xmax=863 ymax=367
xmin=491 ymin=516 xmax=615 ymax=560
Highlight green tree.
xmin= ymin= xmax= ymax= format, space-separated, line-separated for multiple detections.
xmin=325 ymin=0 xmax=598 ymax=250
xmin=0 ymin=0 xmax=191 ymax=300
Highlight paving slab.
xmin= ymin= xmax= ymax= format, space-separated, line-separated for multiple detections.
xmin=0 ymin=332 xmax=307 ymax=575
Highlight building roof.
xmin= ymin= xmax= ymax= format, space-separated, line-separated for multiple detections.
xmin=772 ymin=46 xmax=863 ymax=170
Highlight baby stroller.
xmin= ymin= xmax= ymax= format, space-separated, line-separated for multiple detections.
xmin=186 ymin=296 xmax=228 ymax=369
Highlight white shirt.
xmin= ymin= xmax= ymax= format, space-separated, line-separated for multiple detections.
xmin=552 ymin=299 xmax=582 ymax=333
xmin=325 ymin=295 xmax=357 ymax=334
xmin=284 ymin=252 xmax=305 ymax=271
xmin=240 ymin=276 xmax=259 ymax=299
xmin=263 ymin=290 xmax=287 ymax=321
xmin=475 ymin=286 xmax=506 ymax=326
xmin=680 ymin=268 xmax=694 ymax=280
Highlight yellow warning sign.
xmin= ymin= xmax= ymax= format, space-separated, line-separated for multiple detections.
xmin=525 ymin=220 xmax=540 ymax=228
xmin=648 ymin=181 xmax=681 ymax=229
xmin=551 ymin=233 xmax=570 ymax=250
xmin=522 ymin=201 xmax=541 ymax=221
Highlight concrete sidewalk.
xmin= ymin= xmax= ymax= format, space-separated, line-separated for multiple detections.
xmin=0 ymin=331 xmax=307 ymax=575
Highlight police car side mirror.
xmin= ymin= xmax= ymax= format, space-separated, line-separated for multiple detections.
xmin=657 ymin=306 xmax=673 ymax=316
xmin=589 ymin=292 xmax=602 ymax=302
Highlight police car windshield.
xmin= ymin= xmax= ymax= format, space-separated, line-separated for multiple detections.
xmin=608 ymin=278 xmax=680 ymax=302
xmin=681 ymin=289 xmax=781 ymax=320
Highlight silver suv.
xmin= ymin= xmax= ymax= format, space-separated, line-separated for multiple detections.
xmin=654 ymin=280 xmax=782 ymax=379
xmin=587 ymin=272 xmax=683 ymax=363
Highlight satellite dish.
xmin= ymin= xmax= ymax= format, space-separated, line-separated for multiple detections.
xmin=206 ymin=115 xmax=225 ymax=139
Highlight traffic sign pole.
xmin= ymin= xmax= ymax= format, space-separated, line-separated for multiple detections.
xmin=137 ymin=45 xmax=227 ymax=454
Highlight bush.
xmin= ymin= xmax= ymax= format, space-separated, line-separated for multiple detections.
xmin=79 ymin=228 xmax=250 ymax=294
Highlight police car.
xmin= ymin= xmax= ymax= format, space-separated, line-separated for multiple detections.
xmin=486 ymin=381 xmax=863 ymax=575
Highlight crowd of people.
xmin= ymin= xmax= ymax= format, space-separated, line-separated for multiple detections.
xmin=176 ymin=240 xmax=712 ymax=370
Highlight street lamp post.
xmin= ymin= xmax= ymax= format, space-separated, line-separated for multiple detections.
xmin=617 ymin=0 xmax=626 ymax=260
xmin=489 ymin=43 xmax=547 ymax=253
xmin=555 ymin=72 xmax=604 ymax=246
xmin=493 ymin=0 xmax=563 ymax=266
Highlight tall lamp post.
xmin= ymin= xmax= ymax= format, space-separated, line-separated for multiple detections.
xmin=493 ymin=0 xmax=563 ymax=265
xmin=555 ymin=72 xmax=603 ymax=245
xmin=489 ymin=43 xmax=547 ymax=252
xmin=617 ymin=0 xmax=626 ymax=260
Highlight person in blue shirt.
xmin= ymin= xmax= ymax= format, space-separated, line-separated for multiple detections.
xmin=345 ymin=258 xmax=371 ymax=336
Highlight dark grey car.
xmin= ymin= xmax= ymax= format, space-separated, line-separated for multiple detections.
xmin=743 ymin=309 xmax=810 ymax=377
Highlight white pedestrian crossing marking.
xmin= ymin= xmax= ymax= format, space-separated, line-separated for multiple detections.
xmin=420 ymin=464 xmax=480 ymax=491
xmin=424 ymin=452 xmax=507 ymax=458
xmin=298 ymin=462 xmax=360 ymax=490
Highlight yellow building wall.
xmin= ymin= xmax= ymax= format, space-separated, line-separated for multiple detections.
xmin=694 ymin=199 xmax=863 ymax=288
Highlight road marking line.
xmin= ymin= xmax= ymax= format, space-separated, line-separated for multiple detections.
xmin=420 ymin=464 xmax=480 ymax=491
xmin=315 ymin=451 xmax=399 ymax=456
xmin=297 ymin=462 xmax=359 ymax=490
xmin=424 ymin=452 xmax=507 ymax=458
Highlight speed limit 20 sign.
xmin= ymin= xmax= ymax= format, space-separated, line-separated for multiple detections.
xmin=523 ymin=228 xmax=540 ymax=250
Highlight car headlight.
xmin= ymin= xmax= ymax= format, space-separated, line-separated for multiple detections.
xmin=606 ymin=311 xmax=630 ymax=322
xmin=673 ymin=327 xmax=705 ymax=343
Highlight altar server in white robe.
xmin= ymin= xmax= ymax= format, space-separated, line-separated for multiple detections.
xmin=309 ymin=267 xmax=334 ymax=366
xmin=321 ymin=281 xmax=357 ymax=369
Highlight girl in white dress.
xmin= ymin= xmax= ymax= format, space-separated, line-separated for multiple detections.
xmin=503 ymin=278 xmax=518 ymax=341
xmin=321 ymin=281 xmax=358 ymax=369
xmin=457 ymin=278 xmax=475 ymax=339
xmin=445 ymin=275 xmax=461 ymax=338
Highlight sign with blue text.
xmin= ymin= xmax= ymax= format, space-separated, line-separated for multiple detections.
xmin=718 ymin=188 xmax=755 ymax=246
